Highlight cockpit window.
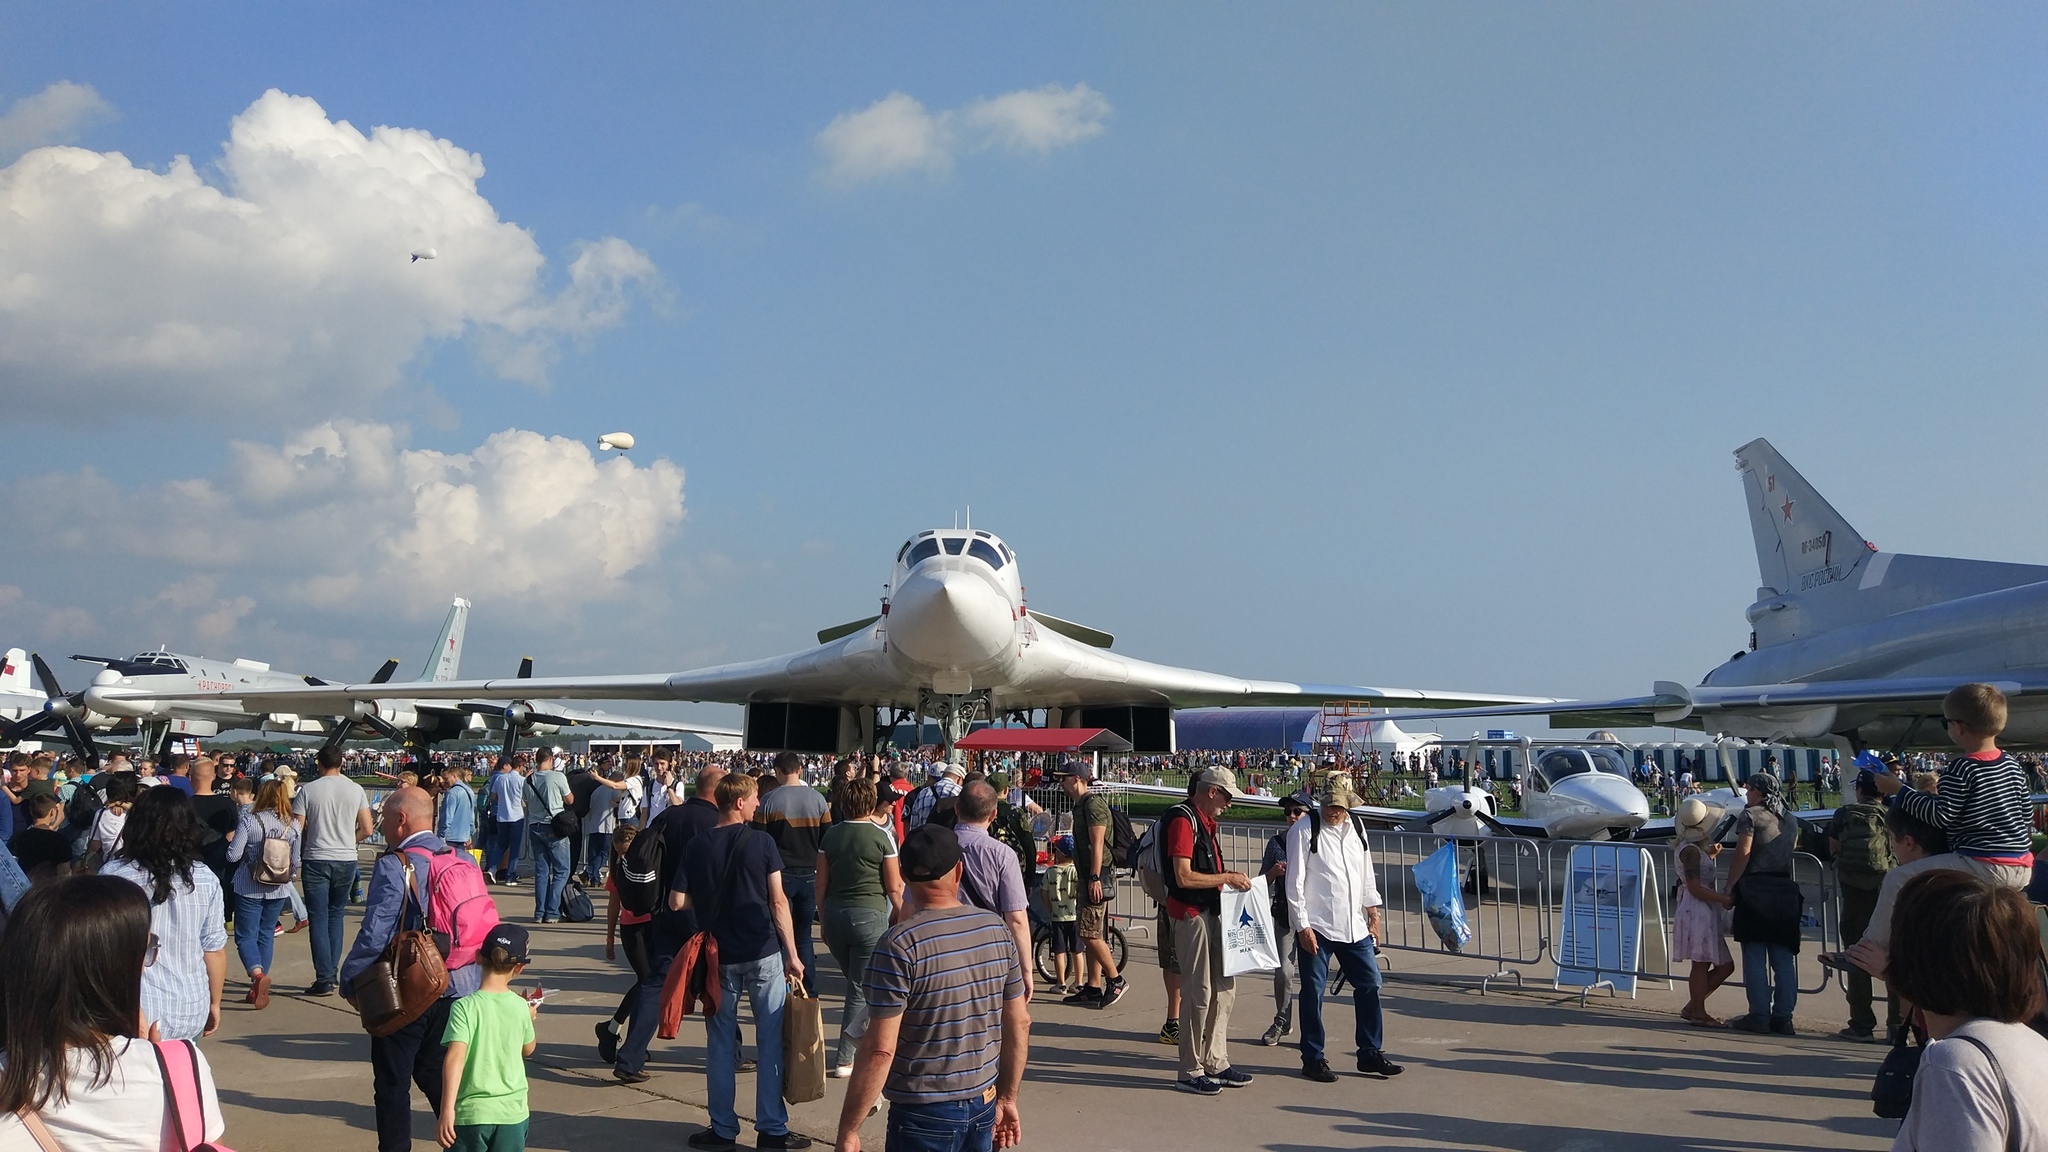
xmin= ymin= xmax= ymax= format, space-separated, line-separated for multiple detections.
xmin=967 ymin=540 xmax=1005 ymax=569
xmin=942 ymin=537 xmax=965 ymax=555
xmin=897 ymin=540 xmax=912 ymax=563
xmin=130 ymin=654 xmax=186 ymax=673
xmin=1537 ymin=749 xmax=1628 ymax=782
xmin=905 ymin=539 xmax=941 ymax=567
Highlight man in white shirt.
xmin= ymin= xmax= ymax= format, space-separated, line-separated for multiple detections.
xmin=1285 ymin=774 xmax=1403 ymax=1084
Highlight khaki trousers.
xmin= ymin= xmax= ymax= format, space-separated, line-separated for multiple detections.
xmin=1173 ymin=911 xmax=1235 ymax=1078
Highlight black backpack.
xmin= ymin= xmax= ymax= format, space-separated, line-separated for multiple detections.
xmin=1104 ymin=803 xmax=1136 ymax=870
xmin=63 ymin=778 xmax=103 ymax=833
xmin=560 ymin=880 xmax=595 ymax=922
xmin=616 ymin=825 xmax=667 ymax=917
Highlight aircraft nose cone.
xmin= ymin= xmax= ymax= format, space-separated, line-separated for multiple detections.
xmin=891 ymin=569 xmax=1013 ymax=670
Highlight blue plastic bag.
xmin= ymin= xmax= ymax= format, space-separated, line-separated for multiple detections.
xmin=1412 ymin=842 xmax=1471 ymax=954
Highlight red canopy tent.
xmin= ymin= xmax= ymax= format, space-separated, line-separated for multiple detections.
xmin=953 ymin=727 xmax=1134 ymax=754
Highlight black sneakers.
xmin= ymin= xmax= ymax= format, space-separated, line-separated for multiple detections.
xmin=614 ymin=1068 xmax=650 ymax=1085
xmin=1356 ymin=1051 xmax=1405 ymax=1077
xmin=1301 ymin=1059 xmax=1338 ymax=1083
xmin=1175 ymin=1075 xmax=1223 ymax=1096
xmin=1062 ymin=985 xmax=1103 ymax=1005
xmin=685 ymin=1131 xmax=735 ymax=1150
xmin=1095 ymin=977 xmax=1129 ymax=1009
xmin=1211 ymin=1067 xmax=1253 ymax=1087
xmin=757 ymin=1135 xmax=813 ymax=1150
xmin=1157 ymin=1019 xmax=1181 ymax=1045
xmin=596 ymin=1021 xmax=620 ymax=1064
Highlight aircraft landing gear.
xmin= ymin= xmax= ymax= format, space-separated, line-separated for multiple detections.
xmin=917 ymin=688 xmax=989 ymax=764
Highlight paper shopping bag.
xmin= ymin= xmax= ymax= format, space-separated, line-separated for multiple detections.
xmin=782 ymin=975 xmax=827 ymax=1104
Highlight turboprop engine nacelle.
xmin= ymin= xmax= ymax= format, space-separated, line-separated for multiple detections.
xmin=346 ymin=700 xmax=419 ymax=730
xmin=1423 ymin=785 xmax=1497 ymax=837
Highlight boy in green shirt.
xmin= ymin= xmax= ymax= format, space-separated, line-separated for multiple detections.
xmin=439 ymin=924 xmax=539 ymax=1152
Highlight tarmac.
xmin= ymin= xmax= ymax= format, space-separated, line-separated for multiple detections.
xmin=200 ymin=879 xmax=1904 ymax=1152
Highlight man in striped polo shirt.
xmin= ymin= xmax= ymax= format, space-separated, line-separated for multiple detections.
xmin=835 ymin=824 xmax=1031 ymax=1152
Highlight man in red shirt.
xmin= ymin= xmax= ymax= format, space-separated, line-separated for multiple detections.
xmin=1162 ymin=767 xmax=1254 ymax=1096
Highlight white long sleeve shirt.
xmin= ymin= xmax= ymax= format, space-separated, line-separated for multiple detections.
xmin=1285 ymin=812 xmax=1382 ymax=945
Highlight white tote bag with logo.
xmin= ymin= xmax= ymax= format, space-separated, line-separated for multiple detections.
xmin=1220 ymin=876 xmax=1282 ymax=976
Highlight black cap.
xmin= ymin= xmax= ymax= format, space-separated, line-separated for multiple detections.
xmin=484 ymin=922 xmax=531 ymax=964
xmin=899 ymin=824 xmax=962 ymax=882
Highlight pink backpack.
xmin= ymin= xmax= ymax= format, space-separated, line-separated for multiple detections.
xmin=154 ymin=1039 xmax=232 ymax=1151
xmin=402 ymin=845 xmax=500 ymax=969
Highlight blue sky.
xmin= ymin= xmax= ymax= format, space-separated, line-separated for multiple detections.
xmin=3 ymin=5 xmax=2047 ymax=732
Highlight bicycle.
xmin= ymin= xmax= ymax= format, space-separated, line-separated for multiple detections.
xmin=1028 ymin=904 xmax=1128 ymax=985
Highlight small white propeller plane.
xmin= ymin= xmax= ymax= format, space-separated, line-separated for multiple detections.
xmin=129 ymin=527 xmax=1553 ymax=759
xmin=4 ymin=598 xmax=736 ymax=765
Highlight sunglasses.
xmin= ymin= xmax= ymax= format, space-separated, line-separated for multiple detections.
xmin=145 ymin=933 xmax=161 ymax=969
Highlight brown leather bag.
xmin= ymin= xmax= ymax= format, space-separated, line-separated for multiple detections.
xmin=355 ymin=854 xmax=449 ymax=1037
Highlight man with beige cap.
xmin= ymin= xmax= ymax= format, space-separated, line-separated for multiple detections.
xmin=1285 ymin=772 xmax=1402 ymax=1083
xmin=1160 ymin=766 xmax=1255 ymax=1095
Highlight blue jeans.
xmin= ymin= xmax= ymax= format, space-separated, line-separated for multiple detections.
xmin=489 ymin=817 xmax=525 ymax=882
xmin=233 ymin=894 xmax=286 ymax=976
xmin=302 ymin=859 xmax=358 ymax=985
xmin=1297 ymin=931 xmax=1385 ymax=1063
xmin=583 ymin=831 xmax=612 ymax=884
xmin=782 ymin=870 xmax=818 ymax=978
xmin=708 ymin=953 xmax=788 ymax=1140
xmin=1741 ymin=941 xmax=1798 ymax=1023
xmin=822 ymin=902 xmax=888 ymax=1067
xmin=884 ymin=1093 xmax=998 ymax=1152
xmin=530 ymin=828 xmax=570 ymax=922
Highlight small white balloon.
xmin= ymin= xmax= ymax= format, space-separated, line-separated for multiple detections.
xmin=410 ymin=247 xmax=438 ymax=262
xmin=597 ymin=432 xmax=635 ymax=451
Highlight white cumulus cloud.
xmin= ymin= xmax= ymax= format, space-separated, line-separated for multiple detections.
xmin=2 ymin=422 xmax=686 ymax=654
xmin=0 ymin=90 xmax=656 ymax=417
xmin=816 ymin=83 xmax=1110 ymax=185
xmin=0 ymin=81 xmax=115 ymax=160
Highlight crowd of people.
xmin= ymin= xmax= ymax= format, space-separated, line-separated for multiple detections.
xmin=0 ymin=680 xmax=2044 ymax=1149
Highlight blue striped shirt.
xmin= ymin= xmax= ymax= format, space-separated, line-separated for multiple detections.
xmin=863 ymin=902 xmax=1024 ymax=1105
xmin=102 ymin=858 xmax=228 ymax=1041
xmin=1892 ymin=751 xmax=2035 ymax=861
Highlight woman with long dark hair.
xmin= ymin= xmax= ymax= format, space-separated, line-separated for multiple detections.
xmin=100 ymin=787 xmax=227 ymax=1040
xmin=225 ymin=777 xmax=302 ymax=1010
xmin=0 ymin=875 xmax=228 ymax=1148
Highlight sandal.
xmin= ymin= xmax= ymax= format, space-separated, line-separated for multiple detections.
xmin=1680 ymin=1008 xmax=1728 ymax=1029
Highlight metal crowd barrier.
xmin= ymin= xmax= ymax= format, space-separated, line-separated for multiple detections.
xmin=1092 ymin=805 xmax=1848 ymax=1007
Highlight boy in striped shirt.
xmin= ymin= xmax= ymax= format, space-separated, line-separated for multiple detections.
xmin=835 ymin=824 xmax=1031 ymax=1152
xmin=1845 ymin=684 xmax=2035 ymax=984
xmin=1874 ymin=683 xmax=2034 ymax=890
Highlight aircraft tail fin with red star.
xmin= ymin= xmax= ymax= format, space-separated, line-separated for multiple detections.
xmin=1731 ymin=439 xmax=2048 ymax=651
xmin=1 ymin=648 xmax=29 ymax=696
xmin=416 ymin=597 xmax=471 ymax=683
xmin=1733 ymin=438 xmax=1870 ymax=604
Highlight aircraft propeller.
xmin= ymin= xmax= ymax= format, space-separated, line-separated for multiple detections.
xmin=498 ymin=657 xmax=534 ymax=765
xmin=0 ymin=653 xmax=103 ymax=770
xmin=316 ymin=658 xmax=404 ymax=753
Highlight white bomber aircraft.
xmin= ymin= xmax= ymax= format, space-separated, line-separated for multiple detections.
xmin=131 ymin=527 xmax=1554 ymax=758
xmin=5 ymin=598 xmax=737 ymax=765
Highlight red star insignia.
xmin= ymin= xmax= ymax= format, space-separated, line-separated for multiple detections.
xmin=1781 ymin=497 xmax=1795 ymax=522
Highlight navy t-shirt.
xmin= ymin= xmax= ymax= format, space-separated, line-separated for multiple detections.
xmin=675 ymin=823 xmax=782 ymax=964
